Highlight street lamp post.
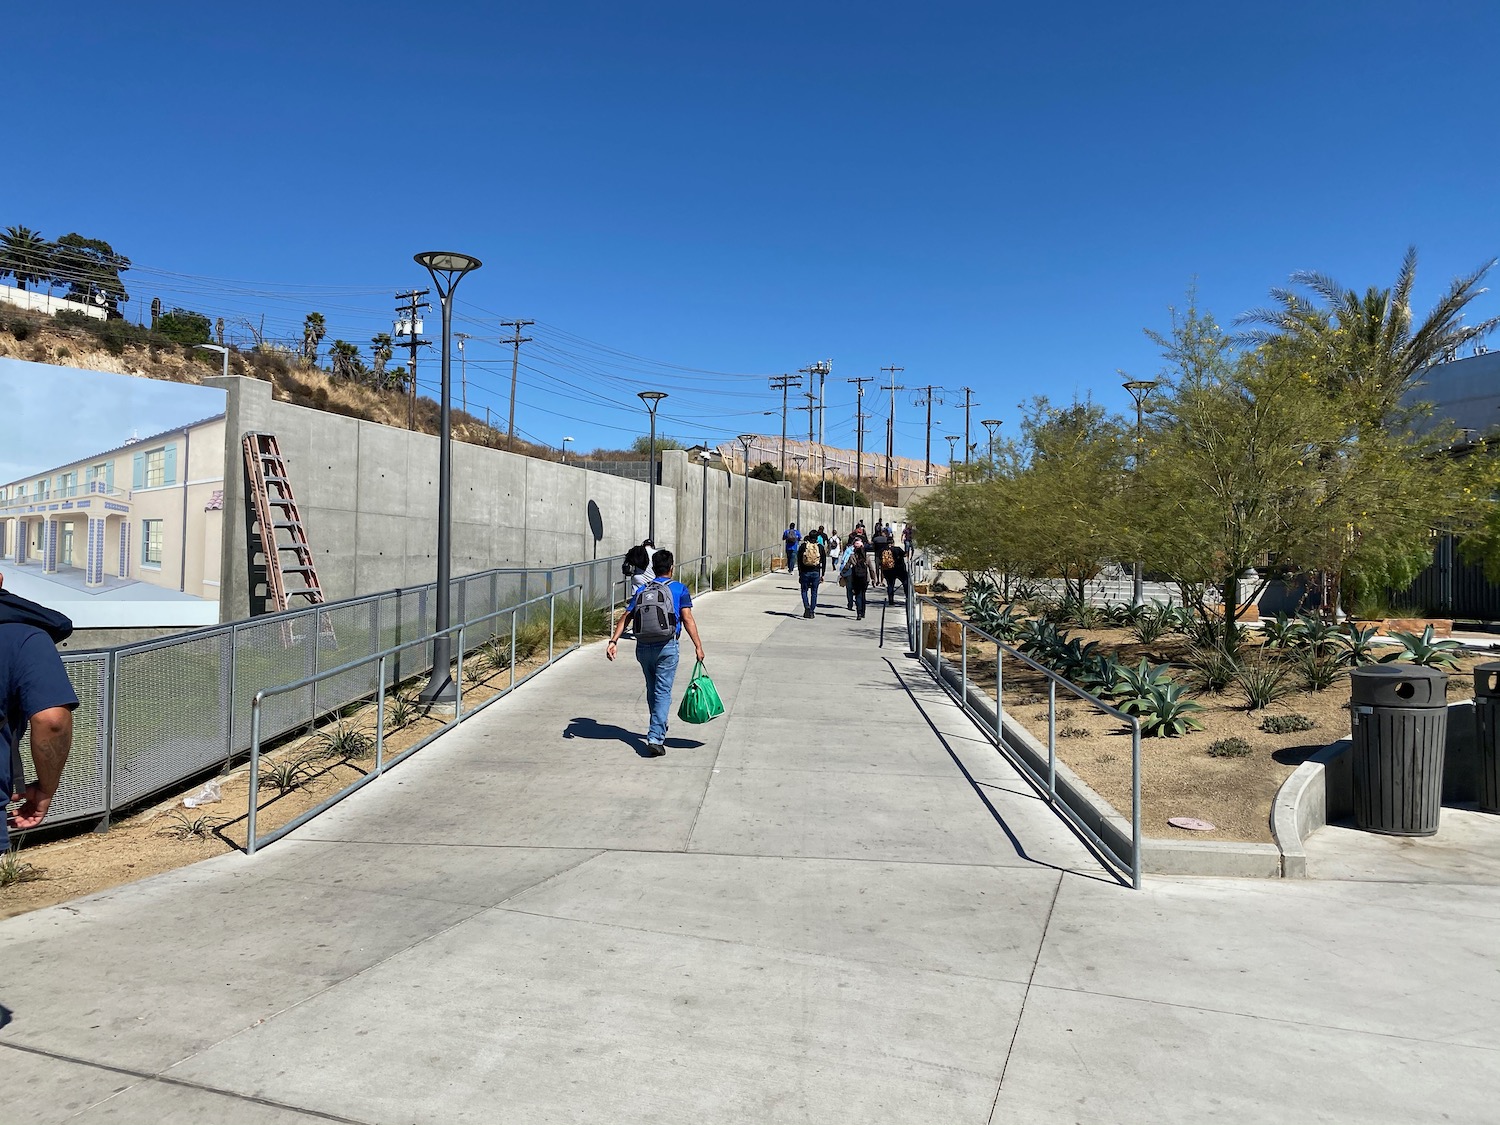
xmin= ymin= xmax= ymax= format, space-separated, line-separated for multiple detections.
xmin=194 ymin=343 xmax=229 ymax=379
xmin=792 ymin=453 xmax=807 ymax=528
xmin=639 ymin=391 xmax=667 ymax=542
xmin=738 ymin=433 xmax=755 ymax=556
xmin=944 ymin=434 xmax=959 ymax=473
xmin=698 ymin=448 xmax=711 ymax=581
xmin=980 ymin=419 xmax=1002 ymax=468
xmin=1122 ymin=379 xmax=1160 ymax=607
xmin=561 ymin=436 xmax=573 ymax=464
xmin=414 ymin=251 xmax=482 ymax=706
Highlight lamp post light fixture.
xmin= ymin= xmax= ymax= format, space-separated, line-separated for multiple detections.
xmin=791 ymin=453 xmax=807 ymax=527
xmin=194 ymin=343 xmax=229 ymax=379
xmin=980 ymin=419 xmax=1002 ymax=471
xmin=944 ymin=434 xmax=959 ymax=472
xmin=561 ymin=436 xmax=574 ymax=464
xmin=738 ymin=433 xmax=756 ymax=554
xmin=1121 ymin=378 xmax=1160 ymax=607
xmin=638 ymin=391 xmax=668 ymax=542
xmin=413 ymin=250 xmax=483 ymax=706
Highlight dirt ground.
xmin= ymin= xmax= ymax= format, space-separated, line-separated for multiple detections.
xmin=0 ymin=648 xmax=562 ymax=920
xmin=946 ymin=614 xmax=1486 ymax=844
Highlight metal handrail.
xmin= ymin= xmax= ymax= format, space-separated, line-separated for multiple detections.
xmin=914 ymin=594 xmax=1143 ymax=889
xmin=246 ymin=584 xmax=584 ymax=854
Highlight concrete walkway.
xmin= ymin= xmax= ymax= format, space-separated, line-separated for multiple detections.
xmin=3 ymin=573 xmax=1498 ymax=1123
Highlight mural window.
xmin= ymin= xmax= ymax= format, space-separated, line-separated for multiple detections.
xmin=145 ymin=449 xmax=166 ymax=488
xmin=35 ymin=479 xmax=49 ymax=499
xmin=141 ymin=519 xmax=164 ymax=567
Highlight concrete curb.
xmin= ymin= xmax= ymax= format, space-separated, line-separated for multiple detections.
xmin=924 ymin=653 xmax=1284 ymax=878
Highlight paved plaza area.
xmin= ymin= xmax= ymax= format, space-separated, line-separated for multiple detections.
xmin=2 ymin=573 xmax=1497 ymax=1123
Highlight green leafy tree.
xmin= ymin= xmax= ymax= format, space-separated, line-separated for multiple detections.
xmin=154 ymin=308 xmax=212 ymax=346
xmin=0 ymin=225 xmax=52 ymax=291
xmin=302 ymin=312 xmax=326 ymax=367
xmin=748 ymin=461 xmax=783 ymax=483
xmin=630 ymin=434 xmax=684 ymax=454
xmin=51 ymin=233 xmax=129 ymax=314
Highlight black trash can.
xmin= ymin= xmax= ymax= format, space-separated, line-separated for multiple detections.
xmin=1349 ymin=665 xmax=1448 ymax=836
xmin=1472 ymin=662 xmax=1500 ymax=814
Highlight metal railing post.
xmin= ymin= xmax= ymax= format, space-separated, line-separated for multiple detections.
xmin=1131 ymin=722 xmax=1143 ymax=889
xmin=247 ymin=695 xmax=263 ymax=855
xmin=455 ymin=624 xmax=466 ymax=721
xmin=1047 ymin=678 xmax=1057 ymax=800
xmin=548 ymin=595 xmax=555 ymax=663
xmin=510 ymin=609 xmax=518 ymax=689
xmin=578 ymin=594 xmax=584 ymax=649
xmin=960 ymin=622 xmax=968 ymax=705
xmin=995 ymin=643 xmax=1004 ymax=742
xmin=375 ymin=655 xmax=387 ymax=775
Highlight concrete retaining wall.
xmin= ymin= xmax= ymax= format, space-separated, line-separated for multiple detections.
xmin=210 ymin=376 xmax=905 ymax=621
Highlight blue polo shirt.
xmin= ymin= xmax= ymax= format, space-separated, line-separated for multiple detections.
xmin=625 ymin=577 xmax=693 ymax=641
xmin=1 ymin=624 xmax=79 ymax=849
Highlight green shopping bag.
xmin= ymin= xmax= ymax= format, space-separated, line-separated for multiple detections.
xmin=677 ymin=660 xmax=725 ymax=724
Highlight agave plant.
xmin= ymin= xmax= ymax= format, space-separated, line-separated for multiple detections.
xmin=1294 ymin=614 xmax=1343 ymax=656
xmin=1130 ymin=601 xmax=1174 ymax=645
xmin=977 ymin=604 xmax=1023 ymax=642
xmin=1127 ymin=683 xmax=1205 ymax=737
xmin=1017 ymin=619 xmax=1064 ymax=663
xmin=1296 ymin=649 xmax=1346 ymax=692
xmin=1073 ymin=653 xmax=1124 ymax=697
xmin=962 ymin=579 xmax=1001 ymax=619
xmin=1381 ymin=625 xmax=1463 ymax=671
xmin=1185 ymin=643 xmax=1241 ymax=694
xmin=1259 ymin=612 xmax=1302 ymax=649
xmin=1338 ymin=623 xmax=1384 ymax=667
xmin=1234 ymin=657 xmax=1297 ymax=711
xmin=1053 ymin=637 xmax=1104 ymax=678
xmin=1114 ymin=657 xmax=1176 ymax=699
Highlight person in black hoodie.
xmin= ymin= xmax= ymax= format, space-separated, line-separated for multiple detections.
xmin=0 ymin=575 xmax=78 ymax=847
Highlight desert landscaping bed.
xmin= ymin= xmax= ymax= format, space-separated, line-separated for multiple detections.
xmin=935 ymin=594 xmax=1486 ymax=844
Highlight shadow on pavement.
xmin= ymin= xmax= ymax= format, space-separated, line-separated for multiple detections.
xmin=883 ymin=656 xmax=1124 ymax=887
xmin=563 ymin=717 xmax=704 ymax=756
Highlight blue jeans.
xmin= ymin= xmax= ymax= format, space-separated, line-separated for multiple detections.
xmin=785 ymin=548 xmax=797 ymax=572
xmin=635 ymin=637 xmax=680 ymax=744
xmin=800 ymin=571 xmax=821 ymax=611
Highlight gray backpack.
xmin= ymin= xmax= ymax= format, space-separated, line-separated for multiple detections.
xmin=633 ymin=582 xmax=677 ymax=643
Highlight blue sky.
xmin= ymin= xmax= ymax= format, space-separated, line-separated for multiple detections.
xmin=0 ymin=360 xmax=225 ymax=483
xmin=8 ymin=2 xmax=1500 ymax=462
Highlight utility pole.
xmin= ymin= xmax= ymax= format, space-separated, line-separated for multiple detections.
xmin=847 ymin=375 xmax=872 ymax=501
xmin=455 ymin=332 xmax=470 ymax=420
xmin=959 ymin=387 xmax=977 ymax=466
xmin=912 ymin=385 xmax=944 ymax=483
xmin=798 ymin=360 xmax=832 ymax=463
xmin=394 ymin=288 xmax=431 ymax=431
xmin=769 ymin=373 xmax=802 ymax=476
xmin=500 ymin=319 xmax=534 ymax=450
xmin=880 ymin=365 xmax=905 ymax=484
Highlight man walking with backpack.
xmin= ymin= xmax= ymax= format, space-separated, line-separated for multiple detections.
xmin=606 ymin=549 xmax=706 ymax=757
xmin=782 ymin=523 xmax=800 ymax=573
xmin=795 ymin=531 xmax=823 ymax=618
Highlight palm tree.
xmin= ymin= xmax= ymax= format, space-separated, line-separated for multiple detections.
xmin=329 ymin=339 xmax=364 ymax=380
xmin=0 ymin=226 xmax=53 ymax=291
xmin=302 ymin=312 xmax=327 ymax=367
xmin=1239 ymin=247 xmax=1500 ymax=429
xmin=370 ymin=332 xmax=393 ymax=385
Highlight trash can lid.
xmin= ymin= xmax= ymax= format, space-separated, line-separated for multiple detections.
xmin=1475 ymin=661 xmax=1500 ymax=697
xmin=1350 ymin=663 xmax=1448 ymax=707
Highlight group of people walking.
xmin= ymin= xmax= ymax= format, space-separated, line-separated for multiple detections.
xmin=608 ymin=519 xmax=914 ymax=757
xmin=783 ymin=520 xmax=911 ymax=620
